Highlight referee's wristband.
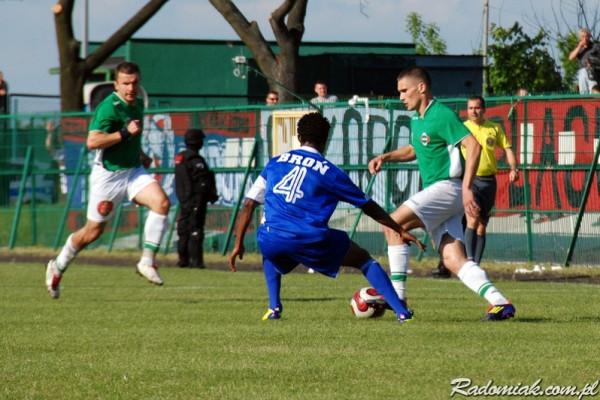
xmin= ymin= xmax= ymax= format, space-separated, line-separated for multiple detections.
xmin=119 ymin=127 xmax=131 ymax=142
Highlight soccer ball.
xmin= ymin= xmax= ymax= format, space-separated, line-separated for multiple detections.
xmin=350 ymin=287 xmax=387 ymax=318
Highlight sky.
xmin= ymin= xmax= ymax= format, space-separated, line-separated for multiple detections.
xmin=0 ymin=0 xmax=595 ymax=99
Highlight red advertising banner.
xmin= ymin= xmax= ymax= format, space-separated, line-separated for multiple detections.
xmin=475 ymin=99 xmax=600 ymax=211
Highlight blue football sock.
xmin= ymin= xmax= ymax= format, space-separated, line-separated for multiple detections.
xmin=263 ymin=260 xmax=282 ymax=310
xmin=360 ymin=259 xmax=409 ymax=316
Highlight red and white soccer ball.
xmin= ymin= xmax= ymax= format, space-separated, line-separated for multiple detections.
xmin=350 ymin=287 xmax=387 ymax=318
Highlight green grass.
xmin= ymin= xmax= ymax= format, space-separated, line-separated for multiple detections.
xmin=1 ymin=262 xmax=600 ymax=400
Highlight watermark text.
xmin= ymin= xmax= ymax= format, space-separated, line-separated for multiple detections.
xmin=450 ymin=378 xmax=599 ymax=399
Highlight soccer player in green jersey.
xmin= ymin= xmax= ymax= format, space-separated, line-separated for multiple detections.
xmin=368 ymin=67 xmax=515 ymax=321
xmin=46 ymin=62 xmax=170 ymax=299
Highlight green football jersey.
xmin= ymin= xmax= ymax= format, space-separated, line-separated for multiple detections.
xmin=89 ymin=92 xmax=144 ymax=171
xmin=410 ymin=99 xmax=471 ymax=188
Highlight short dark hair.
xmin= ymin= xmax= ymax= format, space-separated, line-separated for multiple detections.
xmin=297 ymin=113 xmax=330 ymax=145
xmin=267 ymin=90 xmax=279 ymax=97
xmin=115 ymin=62 xmax=140 ymax=79
xmin=467 ymin=95 xmax=486 ymax=109
xmin=397 ymin=67 xmax=431 ymax=88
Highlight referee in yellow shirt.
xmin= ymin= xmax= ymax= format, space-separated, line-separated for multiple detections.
xmin=462 ymin=95 xmax=519 ymax=263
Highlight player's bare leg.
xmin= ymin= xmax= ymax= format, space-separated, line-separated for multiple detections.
xmin=439 ymin=234 xmax=515 ymax=320
xmin=132 ymin=182 xmax=170 ymax=285
xmin=46 ymin=220 xmax=106 ymax=299
xmin=382 ymin=205 xmax=424 ymax=301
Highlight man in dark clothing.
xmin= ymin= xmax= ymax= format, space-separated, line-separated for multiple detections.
xmin=175 ymin=128 xmax=218 ymax=268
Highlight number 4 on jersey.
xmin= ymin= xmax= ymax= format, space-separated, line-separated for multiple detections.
xmin=273 ymin=166 xmax=307 ymax=203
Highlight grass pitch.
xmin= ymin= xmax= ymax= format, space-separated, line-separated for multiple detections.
xmin=1 ymin=261 xmax=600 ymax=399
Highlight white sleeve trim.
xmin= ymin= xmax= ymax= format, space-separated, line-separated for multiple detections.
xmin=246 ymin=175 xmax=266 ymax=204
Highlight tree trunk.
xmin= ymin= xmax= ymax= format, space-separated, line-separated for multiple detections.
xmin=53 ymin=0 xmax=168 ymax=111
xmin=210 ymin=0 xmax=307 ymax=103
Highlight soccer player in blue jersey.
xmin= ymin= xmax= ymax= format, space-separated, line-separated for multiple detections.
xmin=229 ymin=112 xmax=424 ymax=323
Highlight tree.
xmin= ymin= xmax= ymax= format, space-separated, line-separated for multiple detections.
xmin=556 ymin=31 xmax=580 ymax=91
xmin=53 ymin=0 xmax=168 ymax=111
xmin=488 ymin=22 xmax=563 ymax=95
xmin=405 ymin=12 xmax=447 ymax=55
xmin=209 ymin=0 xmax=307 ymax=103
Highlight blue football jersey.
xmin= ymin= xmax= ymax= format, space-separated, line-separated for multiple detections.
xmin=246 ymin=146 xmax=369 ymax=241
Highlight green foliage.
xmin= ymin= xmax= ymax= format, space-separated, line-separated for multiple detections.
xmin=2 ymin=263 xmax=600 ymax=399
xmin=488 ymin=22 xmax=563 ymax=95
xmin=405 ymin=12 xmax=447 ymax=55
xmin=557 ymin=31 xmax=580 ymax=91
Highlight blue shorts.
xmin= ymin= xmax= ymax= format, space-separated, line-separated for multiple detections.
xmin=257 ymin=225 xmax=351 ymax=278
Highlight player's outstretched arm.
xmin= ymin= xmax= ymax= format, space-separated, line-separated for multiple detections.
xmin=368 ymin=145 xmax=416 ymax=175
xmin=360 ymin=200 xmax=425 ymax=251
xmin=228 ymin=198 xmax=259 ymax=272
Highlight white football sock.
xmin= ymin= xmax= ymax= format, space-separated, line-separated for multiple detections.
xmin=457 ymin=260 xmax=509 ymax=305
xmin=56 ymin=234 xmax=78 ymax=273
xmin=388 ymin=244 xmax=409 ymax=300
xmin=141 ymin=211 xmax=167 ymax=265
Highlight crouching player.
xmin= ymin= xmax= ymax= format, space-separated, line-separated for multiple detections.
xmin=228 ymin=113 xmax=424 ymax=323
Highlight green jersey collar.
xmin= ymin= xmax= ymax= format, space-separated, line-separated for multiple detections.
xmin=417 ymin=98 xmax=436 ymax=119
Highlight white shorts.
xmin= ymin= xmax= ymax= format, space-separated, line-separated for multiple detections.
xmin=87 ymin=164 xmax=155 ymax=222
xmin=403 ymin=179 xmax=464 ymax=249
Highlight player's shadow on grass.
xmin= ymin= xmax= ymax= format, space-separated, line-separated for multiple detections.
xmin=510 ymin=316 xmax=600 ymax=323
xmin=288 ymin=297 xmax=341 ymax=302
xmin=179 ymin=296 xmax=341 ymax=304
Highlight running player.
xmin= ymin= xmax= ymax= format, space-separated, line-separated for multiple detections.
xmin=45 ymin=62 xmax=170 ymax=299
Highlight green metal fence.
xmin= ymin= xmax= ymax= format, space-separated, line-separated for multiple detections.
xmin=1 ymin=95 xmax=599 ymax=266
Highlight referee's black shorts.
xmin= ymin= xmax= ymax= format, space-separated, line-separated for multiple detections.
xmin=472 ymin=175 xmax=497 ymax=225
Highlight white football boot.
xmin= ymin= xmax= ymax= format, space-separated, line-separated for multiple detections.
xmin=45 ymin=259 xmax=62 ymax=299
xmin=136 ymin=262 xmax=164 ymax=286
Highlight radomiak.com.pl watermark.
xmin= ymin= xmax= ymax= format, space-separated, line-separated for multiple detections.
xmin=451 ymin=378 xmax=599 ymax=399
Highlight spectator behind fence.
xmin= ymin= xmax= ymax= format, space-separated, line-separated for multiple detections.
xmin=569 ymin=28 xmax=597 ymax=94
xmin=310 ymin=81 xmax=338 ymax=104
xmin=0 ymin=70 xmax=8 ymax=114
xmin=265 ymin=90 xmax=279 ymax=106
xmin=515 ymin=87 xmax=529 ymax=97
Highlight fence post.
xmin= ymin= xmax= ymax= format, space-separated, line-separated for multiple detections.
xmin=8 ymin=146 xmax=33 ymax=249
xmin=163 ymin=202 xmax=180 ymax=255
xmin=137 ymin=207 xmax=144 ymax=250
xmin=220 ymin=139 xmax=258 ymax=255
xmin=53 ymin=146 xmax=86 ymax=250
xmin=349 ymin=133 xmax=393 ymax=240
xmin=30 ymin=153 xmax=37 ymax=245
xmin=564 ymin=136 xmax=600 ymax=266
xmin=107 ymin=203 xmax=124 ymax=253
xmin=521 ymin=98 xmax=534 ymax=262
